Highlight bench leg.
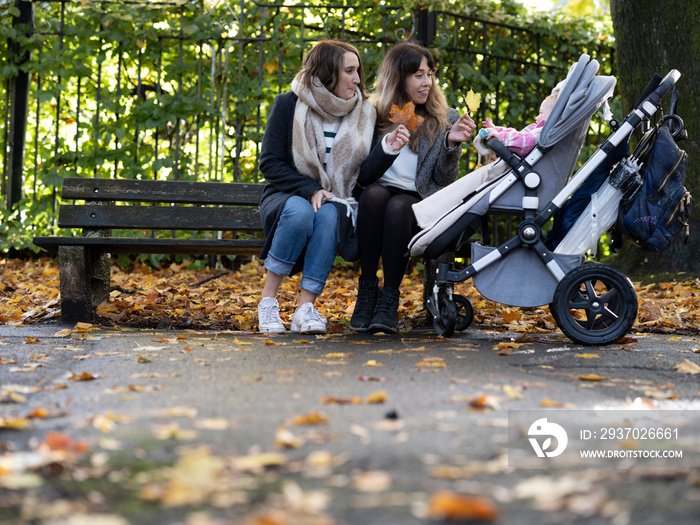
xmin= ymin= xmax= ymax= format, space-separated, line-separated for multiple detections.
xmin=58 ymin=246 xmax=110 ymax=323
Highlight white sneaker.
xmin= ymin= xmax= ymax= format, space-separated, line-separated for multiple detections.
xmin=291 ymin=302 xmax=327 ymax=334
xmin=258 ymin=297 xmax=286 ymax=333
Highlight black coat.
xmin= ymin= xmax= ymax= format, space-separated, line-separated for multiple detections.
xmin=259 ymin=92 xmax=394 ymax=265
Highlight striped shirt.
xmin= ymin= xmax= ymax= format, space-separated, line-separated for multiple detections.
xmin=322 ymin=119 xmax=341 ymax=167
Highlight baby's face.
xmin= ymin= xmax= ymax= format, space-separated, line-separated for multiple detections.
xmin=536 ymin=98 xmax=556 ymax=124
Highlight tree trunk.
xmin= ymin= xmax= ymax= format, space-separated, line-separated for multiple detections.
xmin=609 ymin=0 xmax=700 ymax=276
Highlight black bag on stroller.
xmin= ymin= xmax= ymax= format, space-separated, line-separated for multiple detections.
xmin=617 ymin=116 xmax=692 ymax=252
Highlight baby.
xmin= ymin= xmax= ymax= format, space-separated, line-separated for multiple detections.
xmin=474 ymin=94 xmax=558 ymax=159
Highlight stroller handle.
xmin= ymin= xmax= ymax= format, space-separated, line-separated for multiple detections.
xmin=654 ymin=70 xmax=681 ymax=99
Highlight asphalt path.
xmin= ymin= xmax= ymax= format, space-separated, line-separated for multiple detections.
xmin=1 ymin=322 xmax=699 ymax=524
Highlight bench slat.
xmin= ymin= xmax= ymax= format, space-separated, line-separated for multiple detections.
xmin=58 ymin=204 xmax=263 ymax=231
xmin=32 ymin=236 xmax=265 ymax=256
xmin=61 ymin=177 xmax=264 ymax=206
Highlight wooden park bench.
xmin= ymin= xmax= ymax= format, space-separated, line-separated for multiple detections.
xmin=32 ymin=176 xmax=464 ymax=327
xmin=33 ymin=177 xmax=265 ymax=323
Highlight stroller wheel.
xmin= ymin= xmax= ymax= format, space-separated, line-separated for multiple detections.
xmin=432 ymin=293 xmax=457 ymax=338
xmin=453 ymin=294 xmax=474 ymax=332
xmin=551 ymin=263 xmax=638 ymax=345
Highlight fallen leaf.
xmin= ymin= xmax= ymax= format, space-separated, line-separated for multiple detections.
xmin=275 ymin=426 xmax=304 ymax=449
xmin=233 ymin=451 xmax=287 ymax=472
xmin=366 ymin=390 xmax=388 ymax=404
xmin=161 ymin=446 xmax=225 ymax=507
xmin=152 ymin=422 xmax=198 ymax=441
xmin=68 ymin=371 xmax=102 ymax=381
xmin=502 ymin=384 xmax=524 ymax=400
xmin=292 ymin=410 xmax=329 ymax=426
xmin=321 ymin=396 xmax=363 ymax=405
xmin=578 ymin=374 xmax=609 ymax=381
xmin=673 ymin=359 xmax=700 ymax=374
xmin=468 ymin=394 xmax=500 ymax=410
xmin=193 ymin=418 xmax=232 ymax=430
xmin=357 ymin=375 xmax=389 ymax=382
xmin=502 ymin=310 xmax=521 ymax=324
xmin=353 ymin=470 xmax=392 ymax=492
xmin=540 ymin=398 xmax=576 ymax=408
xmin=415 ymin=357 xmax=446 ymax=368
xmin=493 ymin=342 xmax=523 ymax=350
xmin=427 ymin=490 xmax=499 ymax=521
xmin=0 ymin=416 xmax=31 ymax=429
xmin=43 ymin=431 xmax=89 ymax=453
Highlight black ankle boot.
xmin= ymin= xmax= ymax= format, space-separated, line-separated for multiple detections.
xmin=349 ymin=277 xmax=379 ymax=332
xmin=369 ymin=286 xmax=400 ymax=334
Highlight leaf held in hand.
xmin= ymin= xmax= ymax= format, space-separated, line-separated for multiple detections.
xmin=389 ymin=101 xmax=425 ymax=131
xmin=465 ymin=89 xmax=482 ymax=112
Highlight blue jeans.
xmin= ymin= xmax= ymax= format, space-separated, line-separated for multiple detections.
xmin=265 ymin=196 xmax=338 ymax=295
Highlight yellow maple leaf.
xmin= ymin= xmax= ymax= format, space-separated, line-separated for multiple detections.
xmin=465 ymin=89 xmax=482 ymax=112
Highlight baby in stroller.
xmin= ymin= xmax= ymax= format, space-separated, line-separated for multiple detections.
xmin=464 ymin=91 xmax=560 ymax=194
xmin=476 ymin=93 xmax=558 ymax=159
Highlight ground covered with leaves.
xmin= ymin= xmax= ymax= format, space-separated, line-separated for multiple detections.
xmin=1 ymin=257 xmax=699 ymax=336
xmin=2 ymin=257 xmax=700 ymax=524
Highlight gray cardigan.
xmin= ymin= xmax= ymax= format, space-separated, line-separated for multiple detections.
xmin=357 ymin=107 xmax=462 ymax=198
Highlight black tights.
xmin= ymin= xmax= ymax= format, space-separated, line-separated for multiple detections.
xmin=357 ymin=183 xmax=420 ymax=289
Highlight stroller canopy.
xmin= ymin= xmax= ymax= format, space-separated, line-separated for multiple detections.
xmin=539 ymin=54 xmax=616 ymax=149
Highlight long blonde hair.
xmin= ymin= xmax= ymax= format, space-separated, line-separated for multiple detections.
xmin=373 ymin=41 xmax=449 ymax=152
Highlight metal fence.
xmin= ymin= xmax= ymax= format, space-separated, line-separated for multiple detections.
xmin=1 ymin=0 xmax=613 ymax=220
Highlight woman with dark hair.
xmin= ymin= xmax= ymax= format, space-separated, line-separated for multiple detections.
xmin=257 ymin=40 xmax=395 ymax=334
xmin=349 ymin=41 xmax=476 ymax=334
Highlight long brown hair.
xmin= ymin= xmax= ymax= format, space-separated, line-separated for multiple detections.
xmin=297 ymin=40 xmax=368 ymax=99
xmin=373 ymin=41 xmax=449 ymax=151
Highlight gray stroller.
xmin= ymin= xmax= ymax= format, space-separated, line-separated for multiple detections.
xmin=408 ymin=54 xmax=681 ymax=345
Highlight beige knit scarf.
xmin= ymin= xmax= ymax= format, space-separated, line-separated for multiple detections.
xmin=291 ymin=74 xmax=376 ymax=199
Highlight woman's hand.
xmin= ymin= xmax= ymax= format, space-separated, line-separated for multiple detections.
xmin=310 ymin=189 xmax=332 ymax=212
xmin=386 ymin=124 xmax=410 ymax=152
xmin=448 ymin=112 xmax=476 ymax=148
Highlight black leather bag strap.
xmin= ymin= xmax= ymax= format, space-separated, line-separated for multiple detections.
xmin=669 ymin=84 xmax=679 ymax=116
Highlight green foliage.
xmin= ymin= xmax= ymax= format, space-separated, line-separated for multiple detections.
xmin=1 ymin=0 xmax=613 ymax=255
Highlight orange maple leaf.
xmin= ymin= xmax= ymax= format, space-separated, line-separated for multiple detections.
xmin=389 ymin=101 xmax=425 ymax=131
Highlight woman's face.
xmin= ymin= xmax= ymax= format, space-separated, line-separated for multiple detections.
xmin=403 ymin=57 xmax=433 ymax=105
xmin=333 ymin=52 xmax=361 ymax=100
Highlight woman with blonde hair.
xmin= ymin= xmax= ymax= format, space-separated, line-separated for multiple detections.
xmin=349 ymin=41 xmax=477 ymax=334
